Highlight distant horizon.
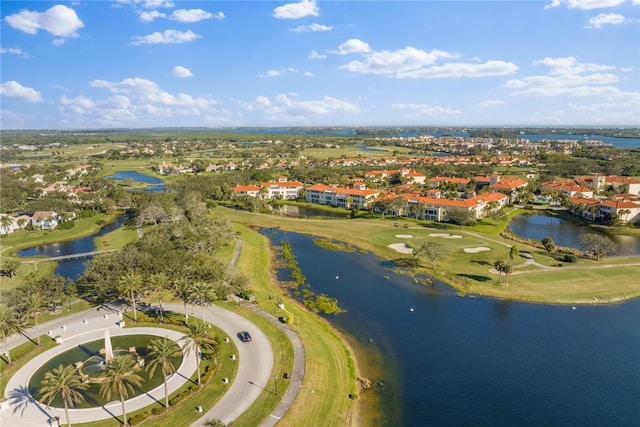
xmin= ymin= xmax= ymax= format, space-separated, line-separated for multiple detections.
xmin=2 ymin=1 xmax=639 ymax=129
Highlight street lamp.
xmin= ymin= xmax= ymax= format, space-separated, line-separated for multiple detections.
xmin=274 ymin=376 xmax=278 ymax=395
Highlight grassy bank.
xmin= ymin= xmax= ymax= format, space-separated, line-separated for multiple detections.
xmin=227 ymin=221 xmax=363 ymax=426
xmin=218 ymin=206 xmax=640 ymax=305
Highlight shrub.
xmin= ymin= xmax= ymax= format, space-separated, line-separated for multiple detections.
xmin=563 ymin=254 xmax=578 ymax=263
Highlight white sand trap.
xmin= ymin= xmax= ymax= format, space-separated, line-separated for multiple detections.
xmin=464 ymin=246 xmax=491 ymax=253
xmin=395 ymin=234 xmax=414 ymax=239
xmin=429 ymin=233 xmax=463 ymax=239
xmin=389 ymin=243 xmax=414 ymax=254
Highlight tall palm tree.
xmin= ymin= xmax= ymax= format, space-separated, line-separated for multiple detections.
xmin=181 ymin=321 xmax=219 ymax=386
xmin=146 ymin=337 xmax=183 ymax=412
xmin=508 ymin=245 xmax=519 ymax=265
xmin=148 ymin=272 xmax=168 ymax=322
xmin=0 ymin=215 xmax=13 ymax=235
xmin=190 ymin=281 xmax=217 ymax=323
xmin=99 ymin=353 xmax=144 ymax=427
xmin=0 ymin=304 xmax=20 ymax=364
xmin=38 ymin=364 xmax=88 ymax=427
xmin=118 ymin=270 xmax=144 ymax=322
xmin=171 ymin=277 xmax=192 ymax=325
xmin=24 ymin=291 xmax=45 ymax=345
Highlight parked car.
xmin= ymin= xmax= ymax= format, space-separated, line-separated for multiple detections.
xmin=238 ymin=331 xmax=252 ymax=342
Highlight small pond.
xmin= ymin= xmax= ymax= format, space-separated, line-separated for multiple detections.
xmin=106 ymin=171 xmax=164 ymax=192
xmin=18 ymin=216 xmax=128 ymax=280
xmin=277 ymin=204 xmax=349 ymax=218
xmin=509 ymin=214 xmax=640 ymax=256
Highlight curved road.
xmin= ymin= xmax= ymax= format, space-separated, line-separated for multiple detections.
xmin=0 ymin=302 xmax=273 ymax=426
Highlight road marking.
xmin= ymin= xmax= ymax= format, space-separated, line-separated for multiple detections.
xmin=269 ymin=415 xmax=281 ymax=420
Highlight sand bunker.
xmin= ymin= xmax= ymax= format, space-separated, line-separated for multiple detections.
xmin=429 ymin=233 xmax=463 ymax=239
xmin=389 ymin=243 xmax=414 ymax=254
xmin=395 ymin=234 xmax=414 ymax=239
xmin=464 ymin=247 xmax=491 ymax=253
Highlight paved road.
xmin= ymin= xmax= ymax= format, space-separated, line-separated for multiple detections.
xmin=0 ymin=302 xmax=273 ymax=427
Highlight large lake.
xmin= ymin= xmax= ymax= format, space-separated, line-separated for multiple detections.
xmin=265 ymin=229 xmax=640 ymax=426
xmin=509 ymin=214 xmax=640 ymax=256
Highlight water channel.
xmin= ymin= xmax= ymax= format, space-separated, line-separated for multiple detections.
xmin=265 ymin=229 xmax=640 ymax=426
xmin=509 ymin=214 xmax=640 ymax=257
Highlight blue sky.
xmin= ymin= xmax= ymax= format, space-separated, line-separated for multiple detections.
xmin=1 ymin=0 xmax=639 ymax=129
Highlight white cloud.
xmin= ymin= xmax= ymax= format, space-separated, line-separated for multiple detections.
xmin=0 ymin=47 xmax=30 ymax=58
xmin=334 ymin=39 xmax=371 ymax=55
xmin=309 ymin=50 xmax=326 ymax=59
xmin=243 ymin=93 xmax=360 ymax=120
xmin=0 ymin=80 xmax=42 ymax=102
xmin=341 ymin=46 xmax=457 ymax=75
xmin=273 ymin=0 xmax=319 ymax=19
xmin=173 ymin=66 xmax=193 ymax=77
xmin=130 ymin=29 xmax=200 ymax=45
xmin=138 ymin=10 xmax=166 ymax=22
xmin=533 ymin=57 xmax=615 ymax=75
xmin=115 ymin=0 xmax=174 ymax=9
xmin=4 ymin=5 xmax=84 ymax=37
xmin=89 ymin=77 xmax=213 ymax=108
xmin=586 ymin=13 xmax=626 ymax=28
xmin=395 ymin=60 xmax=518 ymax=79
xmin=633 ymin=0 xmax=640 ymax=5
xmin=479 ymin=100 xmax=505 ymax=107
xmin=303 ymin=71 xmax=314 ymax=77
xmin=292 ymin=23 xmax=332 ymax=33
xmin=506 ymin=57 xmax=632 ymax=100
xmin=259 ymin=68 xmax=300 ymax=78
xmin=0 ymin=81 xmax=43 ymax=102
xmin=170 ymin=9 xmax=223 ymax=23
xmin=392 ymin=103 xmax=461 ymax=115
xmin=545 ymin=0 xmax=626 ymax=9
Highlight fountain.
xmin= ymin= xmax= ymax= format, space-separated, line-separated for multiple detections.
xmin=103 ymin=330 xmax=114 ymax=362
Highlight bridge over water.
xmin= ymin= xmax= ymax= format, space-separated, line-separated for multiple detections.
xmin=22 ymin=249 xmax=119 ymax=263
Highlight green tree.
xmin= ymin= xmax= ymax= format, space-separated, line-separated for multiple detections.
xmin=541 ymin=237 xmax=555 ymax=259
xmin=190 ymin=281 xmax=217 ymax=323
xmin=171 ymin=277 xmax=192 ymax=325
xmin=509 ymin=245 xmax=519 ymax=265
xmin=181 ymin=321 xmax=219 ymax=386
xmin=148 ymin=272 xmax=168 ymax=322
xmin=23 ymin=291 xmax=45 ymax=345
xmin=118 ymin=270 xmax=144 ymax=322
xmin=146 ymin=337 xmax=183 ymax=413
xmin=413 ymin=241 xmax=447 ymax=268
xmin=579 ymin=233 xmax=618 ymax=261
xmin=38 ymin=364 xmax=88 ymax=427
xmin=445 ymin=208 xmax=476 ymax=229
xmin=0 ymin=304 xmax=20 ymax=363
xmin=99 ymin=353 xmax=144 ymax=426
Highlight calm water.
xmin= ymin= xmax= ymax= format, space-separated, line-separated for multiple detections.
xmin=18 ymin=216 xmax=127 ymax=280
xmin=106 ymin=170 xmax=165 ymax=192
xmin=278 ymin=204 xmax=349 ymax=218
xmin=265 ymin=230 xmax=640 ymax=426
xmin=517 ymin=133 xmax=640 ymax=149
xmin=509 ymin=214 xmax=640 ymax=256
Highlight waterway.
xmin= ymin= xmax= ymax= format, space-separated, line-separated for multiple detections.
xmin=265 ymin=230 xmax=640 ymax=426
xmin=17 ymin=216 xmax=128 ymax=280
xmin=509 ymin=214 xmax=640 ymax=256
xmin=106 ymin=170 xmax=165 ymax=192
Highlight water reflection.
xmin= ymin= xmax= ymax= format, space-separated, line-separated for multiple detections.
xmin=509 ymin=214 xmax=640 ymax=256
xmin=265 ymin=229 xmax=640 ymax=426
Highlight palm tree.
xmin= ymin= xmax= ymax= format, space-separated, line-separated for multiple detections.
xmin=181 ymin=321 xmax=219 ymax=386
xmin=190 ymin=281 xmax=217 ymax=323
xmin=118 ymin=270 xmax=144 ymax=322
xmin=38 ymin=364 xmax=88 ymax=427
xmin=618 ymin=208 xmax=631 ymax=224
xmin=148 ymin=272 xmax=168 ymax=322
xmin=146 ymin=337 xmax=183 ymax=412
xmin=99 ymin=353 xmax=144 ymax=427
xmin=171 ymin=277 xmax=192 ymax=325
xmin=541 ymin=237 xmax=555 ymax=259
xmin=0 ymin=215 xmax=12 ymax=235
xmin=508 ymin=245 xmax=519 ymax=265
xmin=0 ymin=304 xmax=20 ymax=364
xmin=24 ymin=291 xmax=45 ymax=345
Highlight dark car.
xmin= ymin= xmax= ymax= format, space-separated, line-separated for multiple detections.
xmin=238 ymin=331 xmax=252 ymax=342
